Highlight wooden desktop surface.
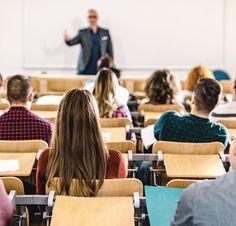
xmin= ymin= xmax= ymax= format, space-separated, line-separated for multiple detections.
xmin=144 ymin=112 xmax=163 ymax=121
xmin=0 ymin=153 xmax=35 ymax=177
xmin=51 ymin=196 xmax=135 ymax=226
xmin=101 ymin=127 xmax=126 ymax=142
xmin=164 ymin=154 xmax=226 ymax=179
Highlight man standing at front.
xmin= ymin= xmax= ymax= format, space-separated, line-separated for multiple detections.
xmin=64 ymin=9 xmax=113 ymax=75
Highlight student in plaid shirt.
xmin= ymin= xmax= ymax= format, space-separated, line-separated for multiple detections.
xmin=0 ymin=75 xmax=52 ymax=145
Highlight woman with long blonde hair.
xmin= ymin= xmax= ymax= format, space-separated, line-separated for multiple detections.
xmin=36 ymin=89 xmax=126 ymax=196
xmin=93 ymin=68 xmax=131 ymax=119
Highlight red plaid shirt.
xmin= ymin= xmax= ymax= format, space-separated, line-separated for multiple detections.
xmin=0 ymin=106 xmax=52 ymax=145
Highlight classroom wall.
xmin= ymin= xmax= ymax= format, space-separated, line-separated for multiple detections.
xmin=0 ymin=0 xmax=236 ymax=80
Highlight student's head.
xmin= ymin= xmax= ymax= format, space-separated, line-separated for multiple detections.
xmin=7 ymin=75 xmax=33 ymax=108
xmin=192 ymin=78 xmax=223 ymax=115
xmin=144 ymin=70 xmax=179 ymax=104
xmin=186 ymin=65 xmax=214 ymax=91
xmin=97 ymin=56 xmax=121 ymax=79
xmin=47 ymin=89 xmax=107 ymax=196
xmin=93 ymin=68 xmax=118 ymax=118
xmin=87 ymin=9 xmax=98 ymax=27
xmin=97 ymin=56 xmax=114 ymax=71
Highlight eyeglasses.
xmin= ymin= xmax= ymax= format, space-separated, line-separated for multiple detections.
xmin=88 ymin=16 xmax=97 ymax=19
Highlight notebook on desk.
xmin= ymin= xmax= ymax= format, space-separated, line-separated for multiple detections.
xmin=145 ymin=186 xmax=183 ymax=226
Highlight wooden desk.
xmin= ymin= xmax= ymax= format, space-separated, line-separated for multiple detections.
xmin=51 ymin=196 xmax=134 ymax=226
xmin=32 ymin=110 xmax=57 ymax=120
xmin=164 ymin=154 xmax=226 ymax=179
xmin=101 ymin=127 xmax=126 ymax=142
xmin=0 ymin=153 xmax=35 ymax=177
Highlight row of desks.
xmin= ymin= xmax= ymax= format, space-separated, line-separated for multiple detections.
xmin=0 ymin=152 xmax=225 ymax=179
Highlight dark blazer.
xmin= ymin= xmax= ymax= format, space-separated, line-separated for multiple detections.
xmin=65 ymin=27 xmax=113 ymax=74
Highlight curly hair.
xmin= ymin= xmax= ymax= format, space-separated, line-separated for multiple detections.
xmin=186 ymin=65 xmax=214 ymax=91
xmin=144 ymin=70 xmax=179 ymax=104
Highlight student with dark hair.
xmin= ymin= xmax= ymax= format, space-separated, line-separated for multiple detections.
xmin=138 ymin=79 xmax=228 ymax=185
xmin=144 ymin=70 xmax=179 ymax=104
xmin=154 ymin=78 xmax=228 ymax=146
xmin=36 ymin=89 xmax=126 ymax=195
xmin=97 ymin=56 xmax=121 ymax=79
xmin=0 ymin=179 xmax=12 ymax=226
xmin=0 ymin=75 xmax=52 ymax=144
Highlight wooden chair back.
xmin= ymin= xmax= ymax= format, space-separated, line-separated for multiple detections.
xmin=0 ymin=102 xmax=9 ymax=110
xmin=1 ymin=177 xmax=25 ymax=195
xmin=106 ymin=141 xmax=136 ymax=153
xmin=166 ymin=179 xmax=201 ymax=188
xmin=1 ymin=177 xmax=29 ymax=226
xmin=0 ymin=140 xmax=48 ymax=153
xmin=46 ymin=178 xmax=143 ymax=197
xmin=31 ymin=103 xmax=58 ymax=111
xmin=217 ymin=119 xmax=236 ymax=129
xmin=47 ymin=78 xmax=84 ymax=92
xmin=138 ymin=103 xmax=185 ymax=113
xmin=100 ymin=118 xmax=132 ymax=128
xmin=219 ymin=80 xmax=234 ymax=94
xmin=152 ymin=141 xmax=224 ymax=155
xmin=144 ymin=118 xmax=157 ymax=127
xmin=180 ymin=80 xmax=187 ymax=90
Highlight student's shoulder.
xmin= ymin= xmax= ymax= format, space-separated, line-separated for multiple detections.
xmin=29 ymin=111 xmax=52 ymax=128
xmin=159 ymin=110 xmax=181 ymax=121
xmin=108 ymin=149 xmax=122 ymax=160
xmin=213 ymin=120 xmax=228 ymax=135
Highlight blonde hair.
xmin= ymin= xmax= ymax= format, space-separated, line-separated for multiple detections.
xmin=186 ymin=65 xmax=214 ymax=91
xmin=93 ymin=68 xmax=118 ymax=118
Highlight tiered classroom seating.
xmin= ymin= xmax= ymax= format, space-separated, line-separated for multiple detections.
xmin=1 ymin=75 xmax=235 ymax=226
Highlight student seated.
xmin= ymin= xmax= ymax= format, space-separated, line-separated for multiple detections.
xmin=144 ymin=69 xmax=180 ymax=104
xmin=171 ymin=141 xmax=236 ymax=226
xmin=93 ymin=68 xmax=131 ymax=119
xmin=154 ymin=78 xmax=228 ymax=147
xmin=97 ymin=56 xmax=121 ymax=79
xmin=177 ymin=65 xmax=214 ymax=104
xmin=0 ymin=75 xmax=52 ymax=144
xmin=36 ymin=89 xmax=126 ymax=195
xmin=85 ymin=58 xmax=129 ymax=105
xmin=137 ymin=78 xmax=228 ymax=185
xmin=212 ymin=79 xmax=236 ymax=118
xmin=0 ymin=179 xmax=13 ymax=226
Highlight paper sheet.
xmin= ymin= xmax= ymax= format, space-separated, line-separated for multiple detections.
xmin=0 ymin=159 xmax=20 ymax=173
xmin=102 ymin=132 xmax=111 ymax=143
xmin=141 ymin=125 xmax=157 ymax=149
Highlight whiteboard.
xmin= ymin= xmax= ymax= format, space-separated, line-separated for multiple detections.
xmin=23 ymin=0 xmax=225 ymax=70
